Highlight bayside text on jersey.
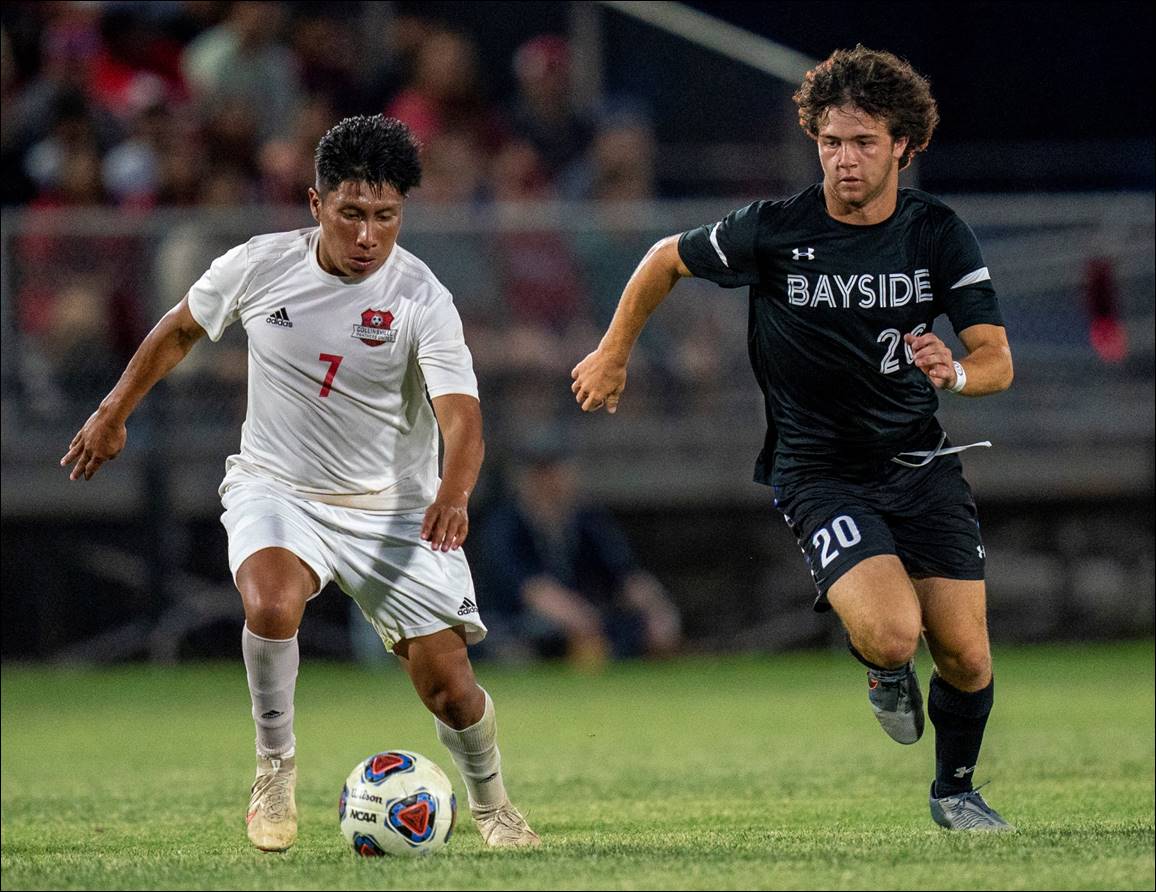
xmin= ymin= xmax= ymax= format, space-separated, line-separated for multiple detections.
xmin=678 ymin=185 xmax=1003 ymax=484
xmin=187 ymin=228 xmax=478 ymax=511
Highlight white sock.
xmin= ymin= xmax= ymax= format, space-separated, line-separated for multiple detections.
xmin=242 ymin=624 xmax=298 ymax=758
xmin=435 ymin=689 xmax=508 ymax=809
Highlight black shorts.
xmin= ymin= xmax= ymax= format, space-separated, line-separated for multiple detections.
xmin=772 ymin=454 xmax=986 ymax=612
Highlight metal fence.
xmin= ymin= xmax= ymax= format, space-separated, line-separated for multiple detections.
xmin=2 ymin=194 xmax=1153 ymax=658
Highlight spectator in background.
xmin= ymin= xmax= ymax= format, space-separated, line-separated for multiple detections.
xmin=16 ymin=137 xmax=147 ymax=406
xmin=586 ymin=110 xmax=658 ymax=201
xmin=89 ymin=6 xmax=187 ymax=124
xmin=473 ymin=443 xmax=682 ymax=668
xmin=572 ymin=109 xmax=725 ymax=402
xmin=3 ymin=5 xmax=116 ymax=163
xmin=487 ymin=137 xmax=599 ymax=413
xmin=289 ymin=11 xmax=364 ymax=116
xmin=258 ymin=95 xmax=337 ymax=203
xmin=101 ymin=89 xmax=172 ymax=207
xmin=182 ymin=1 xmax=301 ymax=142
xmin=23 ymin=90 xmax=104 ymax=198
xmin=417 ymin=131 xmax=488 ymax=204
xmin=506 ymin=35 xmax=593 ymax=191
xmin=387 ymin=29 xmax=505 ymax=155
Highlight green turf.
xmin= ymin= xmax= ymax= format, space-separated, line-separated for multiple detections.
xmin=2 ymin=641 xmax=1153 ymax=890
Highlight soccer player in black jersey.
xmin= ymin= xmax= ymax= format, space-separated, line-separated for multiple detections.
xmin=572 ymin=46 xmax=1015 ymax=831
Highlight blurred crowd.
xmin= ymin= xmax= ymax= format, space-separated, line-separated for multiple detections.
xmin=2 ymin=2 xmax=704 ymax=665
xmin=1 ymin=2 xmax=657 ymax=209
xmin=2 ymin=2 xmax=742 ymax=419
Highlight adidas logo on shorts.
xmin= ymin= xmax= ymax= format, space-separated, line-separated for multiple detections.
xmin=457 ymin=597 xmax=478 ymax=616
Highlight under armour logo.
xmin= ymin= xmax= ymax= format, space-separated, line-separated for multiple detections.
xmin=792 ymin=247 xmax=815 ymax=260
xmin=954 ymin=765 xmax=976 ymax=779
xmin=977 ymin=545 xmax=986 ymax=559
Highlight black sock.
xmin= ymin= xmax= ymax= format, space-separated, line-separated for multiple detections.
xmin=928 ymin=673 xmax=994 ymax=797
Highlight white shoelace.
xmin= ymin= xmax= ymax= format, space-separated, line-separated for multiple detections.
xmin=252 ymin=764 xmax=292 ymax=821
xmin=891 ymin=432 xmax=992 ymax=468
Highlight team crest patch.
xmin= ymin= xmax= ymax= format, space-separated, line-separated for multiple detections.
xmin=352 ymin=308 xmax=397 ymax=346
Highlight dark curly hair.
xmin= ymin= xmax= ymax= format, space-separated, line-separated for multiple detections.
xmin=794 ymin=46 xmax=939 ymax=170
xmin=314 ymin=115 xmax=423 ymax=196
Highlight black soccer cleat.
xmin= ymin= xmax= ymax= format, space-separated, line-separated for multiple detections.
xmin=866 ymin=660 xmax=925 ymax=744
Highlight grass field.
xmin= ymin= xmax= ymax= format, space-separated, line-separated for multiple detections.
xmin=2 ymin=641 xmax=1153 ymax=891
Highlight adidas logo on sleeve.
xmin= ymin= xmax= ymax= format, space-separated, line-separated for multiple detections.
xmin=265 ymin=308 xmax=293 ymax=327
xmin=457 ymin=597 xmax=478 ymax=616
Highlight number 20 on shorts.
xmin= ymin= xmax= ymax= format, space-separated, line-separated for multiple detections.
xmin=812 ymin=515 xmax=863 ymax=568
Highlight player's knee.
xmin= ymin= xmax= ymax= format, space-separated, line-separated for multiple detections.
xmin=936 ymin=646 xmax=992 ymax=690
xmin=241 ymin=588 xmax=305 ymax=638
xmin=421 ymin=677 xmax=482 ymax=729
xmin=861 ymin=620 xmax=921 ymax=669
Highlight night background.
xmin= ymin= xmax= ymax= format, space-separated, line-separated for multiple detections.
xmin=0 ymin=4 xmax=1152 ymax=886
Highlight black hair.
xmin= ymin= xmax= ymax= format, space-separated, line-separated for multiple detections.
xmin=313 ymin=115 xmax=422 ymax=196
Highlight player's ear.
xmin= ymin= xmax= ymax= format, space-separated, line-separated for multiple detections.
xmin=308 ymin=187 xmax=322 ymax=223
xmin=892 ymin=136 xmax=909 ymax=163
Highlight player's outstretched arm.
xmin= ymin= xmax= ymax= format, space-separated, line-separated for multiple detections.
xmin=424 ymin=393 xmax=484 ymax=552
xmin=571 ymin=235 xmax=692 ymax=414
xmin=905 ymin=323 xmax=1013 ymax=397
xmin=60 ymin=296 xmax=207 ymax=480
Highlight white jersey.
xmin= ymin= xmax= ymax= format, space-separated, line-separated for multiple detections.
xmin=187 ymin=227 xmax=478 ymax=513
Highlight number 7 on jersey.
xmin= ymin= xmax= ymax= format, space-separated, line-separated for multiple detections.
xmin=318 ymin=353 xmax=344 ymax=397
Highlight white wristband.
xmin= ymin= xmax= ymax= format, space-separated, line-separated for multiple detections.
xmin=948 ymin=360 xmax=967 ymax=394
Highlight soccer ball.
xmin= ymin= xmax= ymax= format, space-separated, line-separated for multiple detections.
xmin=339 ymin=750 xmax=457 ymax=857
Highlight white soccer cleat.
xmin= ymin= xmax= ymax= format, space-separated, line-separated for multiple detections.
xmin=247 ymin=754 xmax=298 ymax=851
xmin=471 ymin=799 xmax=541 ymax=848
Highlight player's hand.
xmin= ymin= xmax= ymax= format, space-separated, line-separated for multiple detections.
xmin=421 ymin=494 xmax=469 ymax=552
xmin=905 ymin=332 xmax=957 ymax=390
xmin=60 ymin=408 xmax=127 ymax=481
xmin=571 ymin=348 xmax=627 ymax=414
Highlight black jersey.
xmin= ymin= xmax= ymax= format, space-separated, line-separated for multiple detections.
xmin=678 ymin=184 xmax=1004 ymax=485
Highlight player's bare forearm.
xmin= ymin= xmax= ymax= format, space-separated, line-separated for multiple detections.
xmin=571 ymin=235 xmax=692 ymax=413
xmin=906 ymin=324 xmax=1013 ymax=397
xmin=60 ymin=297 xmax=206 ymax=480
xmin=955 ymin=324 xmax=1014 ymax=395
xmin=426 ymin=393 xmax=484 ymax=551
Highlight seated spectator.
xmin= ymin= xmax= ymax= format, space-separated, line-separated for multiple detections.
xmin=473 ymin=442 xmax=682 ymax=668
xmin=507 ymin=35 xmax=594 ymax=190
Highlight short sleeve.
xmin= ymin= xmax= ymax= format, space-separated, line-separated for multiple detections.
xmin=678 ymin=201 xmax=764 ymax=288
xmin=935 ymin=214 xmax=1004 ymax=334
xmin=415 ymin=295 xmax=479 ymax=400
xmin=186 ymin=242 xmax=249 ymax=341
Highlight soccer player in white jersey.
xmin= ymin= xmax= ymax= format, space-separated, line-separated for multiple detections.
xmin=61 ymin=115 xmax=540 ymax=851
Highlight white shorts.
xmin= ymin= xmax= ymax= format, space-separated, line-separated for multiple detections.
xmin=220 ymin=475 xmax=486 ymax=652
